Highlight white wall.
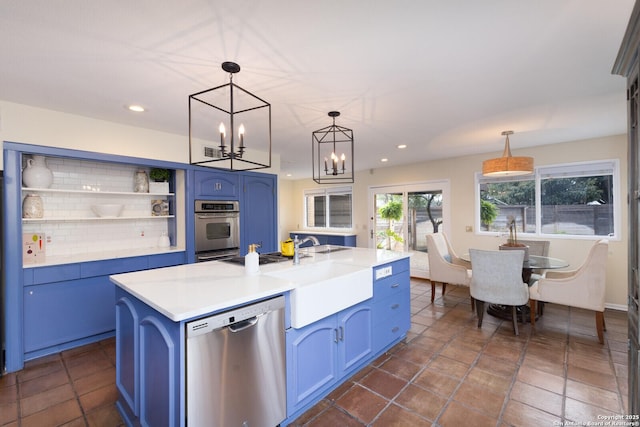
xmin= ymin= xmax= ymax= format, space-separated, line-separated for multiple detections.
xmin=282 ymin=134 xmax=629 ymax=308
xmin=0 ymin=100 xmax=281 ymax=173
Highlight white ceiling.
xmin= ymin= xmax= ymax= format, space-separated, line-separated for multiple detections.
xmin=0 ymin=1 xmax=635 ymax=179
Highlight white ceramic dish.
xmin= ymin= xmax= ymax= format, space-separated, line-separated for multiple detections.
xmin=91 ymin=203 xmax=124 ymax=218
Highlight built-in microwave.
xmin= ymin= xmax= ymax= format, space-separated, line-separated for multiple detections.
xmin=194 ymin=200 xmax=240 ymax=262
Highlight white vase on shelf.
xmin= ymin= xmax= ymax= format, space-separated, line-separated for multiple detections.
xmin=22 ymin=155 xmax=53 ymax=188
xmin=134 ymin=170 xmax=149 ymax=193
xmin=157 ymin=232 xmax=171 ymax=248
xmin=22 ymin=194 xmax=44 ymax=218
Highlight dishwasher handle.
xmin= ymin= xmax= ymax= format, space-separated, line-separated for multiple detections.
xmin=228 ymin=316 xmax=259 ymax=333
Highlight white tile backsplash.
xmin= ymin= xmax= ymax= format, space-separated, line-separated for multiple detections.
xmin=22 ymin=155 xmax=173 ymax=259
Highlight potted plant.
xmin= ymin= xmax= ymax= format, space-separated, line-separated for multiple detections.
xmin=499 ymin=215 xmax=529 ymax=260
xmin=148 ymin=168 xmax=170 ymax=193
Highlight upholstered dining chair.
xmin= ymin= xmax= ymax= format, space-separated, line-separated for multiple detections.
xmin=469 ymin=249 xmax=530 ymax=335
xmin=529 ymin=239 xmax=609 ymax=344
xmin=426 ymin=233 xmax=472 ymax=305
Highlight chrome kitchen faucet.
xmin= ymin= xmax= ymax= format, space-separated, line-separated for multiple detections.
xmin=293 ymin=235 xmax=320 ymax=264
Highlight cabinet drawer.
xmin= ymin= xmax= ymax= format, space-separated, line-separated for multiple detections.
xmin=373 ymin=258 xmax=409 ymax=281
xmin=373 ymin=270 xmax=410 ymax=300
xmin=372 ymin=309 xmax=410 ymax=353
xmin=30 ymin=264 xmax=81 ymax=285
xmin=148 ymin=252 xmax=186 ymax=269
xmin=372 ymin=291 xmax=410 ymax=322
xmin=81 ymin=257 xmax=148 ymax=277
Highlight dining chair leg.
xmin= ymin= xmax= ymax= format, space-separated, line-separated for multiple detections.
xmin=596 ymin=311 xmax=605 ymax=344
xmin=431 ymin=282 xmax=448 ymax=303
xmin=470 ymin=296 xmax=475 ymax=311
xmin=529 ymin=300 xmax=536 ymax=328
xmin=475 ymin=300 xmax=485 ymax=327
xmin=511 ymin=306 xmax=519 ymax=336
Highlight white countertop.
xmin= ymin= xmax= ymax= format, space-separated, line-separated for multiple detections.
xmin=24 ymin=247 xmax=186 ymax=268
xmin=110 ymin=247 xmax=410 ymax=322
xmin=289 ymin=230 xmax=356 ymax=236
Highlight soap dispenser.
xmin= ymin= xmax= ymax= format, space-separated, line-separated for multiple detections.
xmin=245 ymin=244 xmax=260 ymax=275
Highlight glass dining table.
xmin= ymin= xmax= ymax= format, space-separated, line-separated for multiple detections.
xmin=460 ymin=253 xmax=569 ymax=323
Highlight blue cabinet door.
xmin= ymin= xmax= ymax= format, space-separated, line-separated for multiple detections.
xmin=241 ymin=173 xmax=277 ymax=254
xmin=338 ymin=303 xmax=373 ymax=375
xmin=23 ymin=276 xmax=115 ymax=353
xmin=115 ymin=288 xmax=182 ymax=427
xmin=286 ymin=316 xmax=337 ymax=414
xmin=285 ymin=299 xmax=372 ymax=417
xmin=193 ymin=170 xmax=239 ymax=199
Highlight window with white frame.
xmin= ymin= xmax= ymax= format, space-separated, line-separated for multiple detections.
xmin=304 ymin=186 xmax=353 ymax=229
xmin=476 ymin=160 xmax=619 ymax=238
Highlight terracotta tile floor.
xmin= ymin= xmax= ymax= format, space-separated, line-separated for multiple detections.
xmin=0 ymin=278 xmax=630 ymax=426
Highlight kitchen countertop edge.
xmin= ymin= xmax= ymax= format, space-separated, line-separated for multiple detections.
xmin=110 ymin=248 xmax=411 ymax=322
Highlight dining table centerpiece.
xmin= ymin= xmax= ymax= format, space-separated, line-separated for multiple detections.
xmin=499 ymin=215 xmax=529 ymax=261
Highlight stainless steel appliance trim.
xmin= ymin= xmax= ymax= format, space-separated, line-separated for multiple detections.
xmin=195 ymin=249 xmax=240 ymax=263
xmin=194 ymin=200 xmax=240 ymax=256
xmin=195 ymin=200 xmax=239 ymax=213
xmin=186 ymin=295 xmax=286 ymax=426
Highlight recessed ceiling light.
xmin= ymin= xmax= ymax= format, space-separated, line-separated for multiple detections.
xmin=397 ymin=144 xmax=407 ymax=149
xmin=286 ymin=173 xmax=292 ymax=177
xmin=380 ymin=158 xmax=388 ymax=163
xmin=128 ymin=105 xmax=145 ymax=112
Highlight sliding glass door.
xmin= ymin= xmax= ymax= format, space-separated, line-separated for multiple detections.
xmin=369 ymin=181 xmax=450 ymax=278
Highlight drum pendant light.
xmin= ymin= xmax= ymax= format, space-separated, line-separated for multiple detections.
xmin=482 ymin=130 xmax=534 ymax=176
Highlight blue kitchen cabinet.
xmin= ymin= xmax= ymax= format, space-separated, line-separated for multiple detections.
xmin=2 ymin=142 xmax=188 ymax=372
xmin=24 ymin=276 xmax=115 ymax=354
xmin=371 ymin=259 xmax=411 ymax=354
xmin=240 ymin=172 xmax=277 ymax=254
xmin=286 ymin=300 xmax=372 ymax=416
xmin=289 ymin=232 xmax=357 ymax=247
xmin=115 ymin=288 xmax=182 ymax=427
xmin=111 ymin=255 xmax=410 ymax=426
xmin=193 ymin=170 xmax=239 ymax=199
xmin=21 ymin=252 xmax=186 ymax=361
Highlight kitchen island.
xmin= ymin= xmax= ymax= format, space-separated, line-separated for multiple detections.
xmin=111 ymin=247 xmax=411 ymax=426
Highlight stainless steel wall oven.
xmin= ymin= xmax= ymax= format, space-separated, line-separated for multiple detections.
xmin=194 ymin=200 xmax=240 ymax=262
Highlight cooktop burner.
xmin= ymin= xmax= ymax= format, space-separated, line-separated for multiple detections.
xmin=221 ymin=252 xmax=294 ymax=265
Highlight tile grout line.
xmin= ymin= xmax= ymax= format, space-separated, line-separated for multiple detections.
xmin=60 ymin=350 xmax=90 ymax=425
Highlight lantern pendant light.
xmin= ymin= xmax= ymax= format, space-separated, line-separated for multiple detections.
xmin=189 ymin=61 xmax=271 ymax=171
xmin=312 ymin=111 xmax=355 ymax=184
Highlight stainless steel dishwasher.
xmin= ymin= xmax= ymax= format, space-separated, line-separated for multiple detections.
xmin=186 ymin=295 xmax=286 ymax=427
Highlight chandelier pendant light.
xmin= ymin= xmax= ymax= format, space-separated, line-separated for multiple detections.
xmin=482 ymin=130 xmax=534 ymax=176
xmin=189 ymin=61 xmax=271 ymax=171
xmin=312 ymin=111 xmax=355 ymax=184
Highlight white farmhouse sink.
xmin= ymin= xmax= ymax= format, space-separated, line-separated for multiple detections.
xmin=264 ymin=260 xmax=372 ymax=328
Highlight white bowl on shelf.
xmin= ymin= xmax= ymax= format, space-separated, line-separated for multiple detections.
xmin=91 ymin=204 xmax=124 ymax=218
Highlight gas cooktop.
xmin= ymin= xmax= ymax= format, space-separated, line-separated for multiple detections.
xmin=221 ymin=252 xmax=295 ymax=265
